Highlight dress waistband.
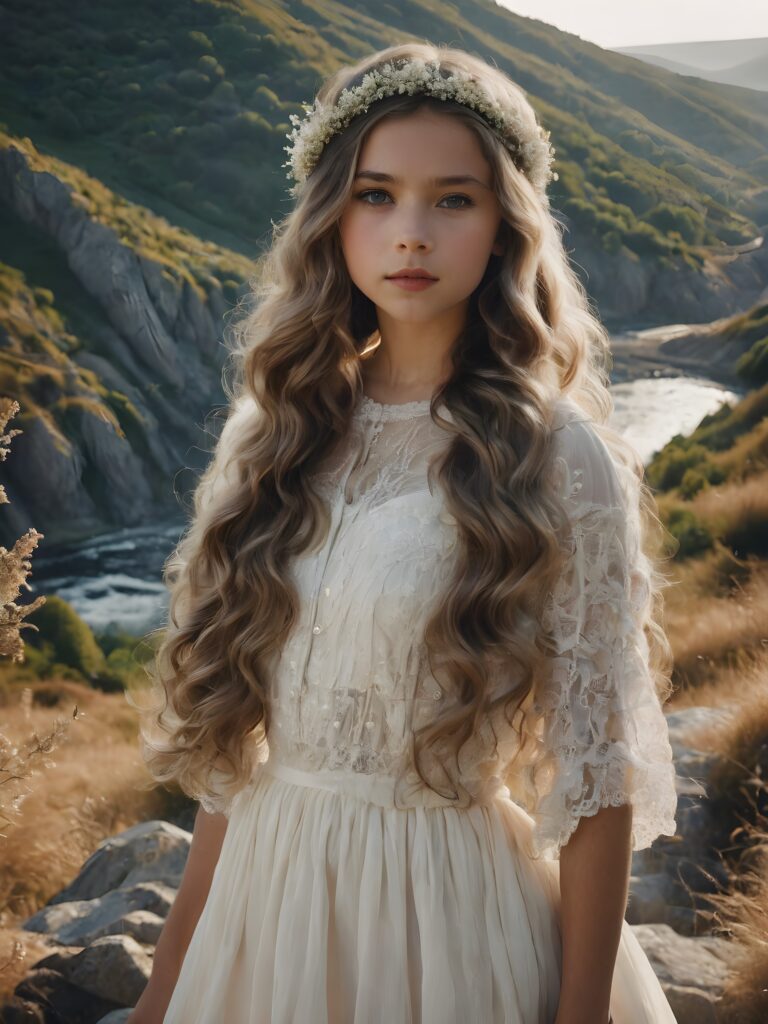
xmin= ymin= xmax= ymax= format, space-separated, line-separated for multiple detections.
xmin=260 ymin=758 xmax=510 ymax=810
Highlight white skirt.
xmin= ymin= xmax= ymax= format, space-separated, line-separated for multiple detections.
xmin=162 ymin=762 xmax=677 ymax=1023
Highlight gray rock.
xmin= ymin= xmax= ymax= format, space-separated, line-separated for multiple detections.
xmin=2 ymin=414 xmax=99 ymax=529
xmin=9 ymin=964 xmax=123 ymax=1022
xmin=22 ymin=880 xmax=176 ymax=946
xmin=49 ymin=820 xmax=191 ymax=903
xmin=115 ymin=908 xmax=166 ymax=946
xmin=55 ymin=934 xmax=152 ymax=1006
xmin=623 ymin=707 xmax=737 ymax=934
xmin=666 ymin=707 xmax=737 ymax=753
xmin=71 ymin=403 xmax=154 ymax=522
xmin=631 ymin=922 xmax=742 ymax=1023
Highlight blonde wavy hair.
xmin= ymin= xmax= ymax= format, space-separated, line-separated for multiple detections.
xmin=130 ymin=41 xmax=675 ymax=812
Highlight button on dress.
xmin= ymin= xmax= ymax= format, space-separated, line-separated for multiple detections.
xmin=160 ymin=390 xmax=680 ymax=1024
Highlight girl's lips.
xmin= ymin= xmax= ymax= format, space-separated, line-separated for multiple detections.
xmin=386 ymin=277 xmax=438 ymax=291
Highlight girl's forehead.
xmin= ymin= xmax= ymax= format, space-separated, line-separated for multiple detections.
xmin=362 ymin=109 xmax=479 ymax=146
xmin=357 ymin=114 xmax=492 ymax=180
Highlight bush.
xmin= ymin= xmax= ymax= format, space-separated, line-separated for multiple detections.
xmin=625 ymin=221 xmax=666 ymax=256
xmin=679 ymin=467 xmax=708 ymax=500
xmin=721 ymin=503 xmax=768 ymax=559
xmin=647 ymin=440 xmax=710 ymax=491
xmin=646 ymin=202 xmax=706 ymax=245
xmin=26 ymin=596 xmax=106 ymax=680
xmin=679 ymin=462 xmax=727 ymax=499
xmin=665 ymin=507 xmax=713 ymax=559
xmin=736 ymin=336 xmax=768 ymax=386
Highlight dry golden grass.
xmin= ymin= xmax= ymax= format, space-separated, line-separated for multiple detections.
xmin=676 ymin=656 xmax=768 ymax=841
xmin=0 ymin=678 xmax=179 ymax=1004
xmin=663 ymin=555 xmax=768 ymax=692
xmin=692 ymin=469 xmax=768 ymax=544
xmin=707 ymin=836 xmax=768 ymax=1024
xmin=715 ymin=415 xmax=768 ymax=481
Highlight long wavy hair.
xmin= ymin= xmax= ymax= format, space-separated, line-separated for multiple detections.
xmin=129 ymin=41 xmax=675 ymax=813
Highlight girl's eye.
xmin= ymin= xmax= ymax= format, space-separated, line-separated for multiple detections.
xmin=440 ymin=194 xmax=474 ymax=209
xmin=355 ymin=189 xmax=390 ymax=205
xmin=354 ymin=190 xmax=474 ymax=209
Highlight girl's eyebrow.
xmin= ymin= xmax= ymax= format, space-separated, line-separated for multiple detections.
xmin=354 ymin=170 xmax=491 ymax=190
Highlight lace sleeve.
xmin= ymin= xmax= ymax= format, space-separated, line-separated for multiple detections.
xmin=525 ymin=412 xmax=678 ymax=861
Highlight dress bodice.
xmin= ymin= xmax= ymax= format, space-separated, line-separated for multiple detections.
xmin=195 ymin=390 xmax=679 ymax=860
xmin=263 ymin=393 xmax=476 ymax=807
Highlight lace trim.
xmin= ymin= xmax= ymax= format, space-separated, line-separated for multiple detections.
xmin=353 ymin=393 xmax=436 ymax=422
xmin=518 ymin=503 xmax=678 ymax=860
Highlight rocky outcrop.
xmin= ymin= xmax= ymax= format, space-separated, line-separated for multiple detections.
xmin=0 ymin=142 xmax=249 ymax=548
xmin=0 ymin=707 xmax=746 ymax=1023
xmin=626 ymin=706 xmax=738 ymax=937
xmin=568 ymin=229 xmax=768 ymax=332
xmin=632 ymin=923 xmax=743 ymax=1023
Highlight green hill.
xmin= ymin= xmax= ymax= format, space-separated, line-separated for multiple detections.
xmin=2 ymin=0 xmax=765 ymax=257
xmin=1 ymin=0 xmax=767 ymax=546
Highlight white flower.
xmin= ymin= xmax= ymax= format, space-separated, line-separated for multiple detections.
xmin=282 ymin=58 xmax=557 ymax=197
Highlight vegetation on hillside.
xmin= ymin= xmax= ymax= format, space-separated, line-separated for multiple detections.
xmin=1 ymin=0 xmax=764 ymax=258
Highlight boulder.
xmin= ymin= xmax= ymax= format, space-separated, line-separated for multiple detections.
xmin=23 ymin=880 xmax=176 ymax=947
xmin=47 ymin=820 xmax=191 ymax=903
xmin=38 ymin=934 xmax=153 ymax=1007
xmin=632 ymin=922 xmax=742 ymax=1023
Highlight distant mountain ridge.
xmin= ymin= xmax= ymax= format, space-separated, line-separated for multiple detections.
xmin=614 ymin=37 xmax=768 ymax=92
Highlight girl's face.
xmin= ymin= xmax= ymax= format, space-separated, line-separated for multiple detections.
xmin=338 ymin=109 xmax=504 ymax=328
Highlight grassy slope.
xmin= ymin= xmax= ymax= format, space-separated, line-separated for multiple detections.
xmin=0 ymin=0 xmax=764 ymax=260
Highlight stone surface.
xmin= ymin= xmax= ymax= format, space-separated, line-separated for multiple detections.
xmin=23 ymin=880 xmax=176 ymax=947
xmin=48 ymin=820 xmax=191 ymax=903
xmin=0 ymin=143 xmax=242 ymax=548
xmin=632 ymin=922 xmax=742 ymax=1023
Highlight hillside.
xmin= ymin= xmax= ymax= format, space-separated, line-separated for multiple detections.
xmin=0 ymin=132 xmax=255 ymax=548
xmin=2 ymin=1 xmax=767 ymax=269
xmin=2 ymin=0 xmax=768 ymax=545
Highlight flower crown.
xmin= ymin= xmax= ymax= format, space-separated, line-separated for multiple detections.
xmin=282 ymin=57 xmax=558 ymax=197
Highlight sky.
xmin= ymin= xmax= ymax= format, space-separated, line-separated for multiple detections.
xmin=495 ymin=1 xmax=767 ymax=49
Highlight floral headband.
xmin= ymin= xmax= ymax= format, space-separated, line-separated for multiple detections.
xmin=282 ymin=57 xmax=558 ymax=198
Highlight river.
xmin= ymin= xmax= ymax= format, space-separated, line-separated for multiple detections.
xmin=28 ymin=356 xmax=744 ymax=637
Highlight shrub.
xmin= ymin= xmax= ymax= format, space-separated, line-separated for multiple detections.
xmin=680 ymin=462 xmax=727 ymax=499
xmin=26 ymin=596 xmax=106 ymax=681
xmin=647 ymin=440 xmax=710 ymax=491
xmin=680 ymin=467 xmax=709 ymax=500
xmin=646 ymin=202 xmax=706 ymax=245
xmin=736 ymin=336 xmax=768 ymax=387
xmin=665 ymin=507 xmax=713 ymax=558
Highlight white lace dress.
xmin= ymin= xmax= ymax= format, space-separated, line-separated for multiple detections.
xmin=161 ymin=392 xmax=679 ymax=1024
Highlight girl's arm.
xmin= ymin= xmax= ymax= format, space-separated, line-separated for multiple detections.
xmin=517 ymin=410 xmax=678 ymax=1023
xmin=554 ymin=802 xmax=633 ymax=1024
xmin=127 ymin=805 xmax=229 ymax=1023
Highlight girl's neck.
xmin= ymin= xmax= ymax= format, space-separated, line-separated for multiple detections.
xmin=360 ymin=351 xmax=452 ymax=406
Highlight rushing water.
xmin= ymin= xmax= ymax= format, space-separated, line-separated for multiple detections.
xmin=28 ymin=372 xmax=743 ymax=636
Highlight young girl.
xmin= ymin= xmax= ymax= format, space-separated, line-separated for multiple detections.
xmin=129 ymin=42 xmax=680 ymax=1024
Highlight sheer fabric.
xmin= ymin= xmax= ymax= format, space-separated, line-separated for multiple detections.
xmin=507 ymin=410 xmax=678 ymax=859
xmin=196 ymin=392 xmax=677 ymax=863
xmin=162 ymin=390 xmax=679 ymax=1024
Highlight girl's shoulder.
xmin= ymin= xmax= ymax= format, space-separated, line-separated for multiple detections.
xmin=548 ymin=396 xmax=630 ymax=512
